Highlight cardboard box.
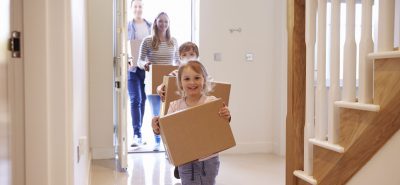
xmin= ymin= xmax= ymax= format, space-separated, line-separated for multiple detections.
xmin=159 ymin=98 xmax=236 ymax=166
xmin=150 ymin=64 xmax=178 ymax=94
xmin=160 ymin=76 xmax=231 ymax=116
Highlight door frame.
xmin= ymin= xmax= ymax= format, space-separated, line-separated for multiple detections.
xmin=8 ymin=0 xmax=25 ymax=184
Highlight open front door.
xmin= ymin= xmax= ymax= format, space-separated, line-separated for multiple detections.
xmin=113 ymin=0 xmax=128 ymax=170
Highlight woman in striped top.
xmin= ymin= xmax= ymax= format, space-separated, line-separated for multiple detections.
xmin=137 ymin=12 xmax=179 ymax=70
xmin=137 ymin=12 xmax=179 ymax=151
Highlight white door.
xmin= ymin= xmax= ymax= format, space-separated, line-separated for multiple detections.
xmin=1 ymin=0 xmax=24 ymax=184
xmin=9 ymin=0 xmax=25 ymax=184
xmin=0 ymin=0 xmax=12 ymax=184
xmin=113 ymin=0 xmax=129 ymax=170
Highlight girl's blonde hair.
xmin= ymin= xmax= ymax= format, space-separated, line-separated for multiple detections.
xmin=151 ymin=12 xmax=174 ymax=50
xmin=176 ymin=60 xmax=214 ymax=97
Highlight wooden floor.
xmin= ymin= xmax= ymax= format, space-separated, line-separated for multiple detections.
xmin=90 ymin=153 xmax=285 ymax=185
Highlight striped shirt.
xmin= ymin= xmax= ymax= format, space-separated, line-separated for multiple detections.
xmin=137 ymin=36 xmax=180 ymax=69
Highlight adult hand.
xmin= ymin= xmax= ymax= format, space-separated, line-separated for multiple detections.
xmin=144 ymin=61 xmax=152 ymax=71
xmin=219 ymin=102 xmax=231 ymax=122
xmin=157 ymin=84 xmax=166 ymax=102
xmin=128 ymin=62 xmax=135 ymax=71
xmin=152 ymin=116 xmax=160 ymax=135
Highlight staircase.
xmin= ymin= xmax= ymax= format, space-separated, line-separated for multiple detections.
xmin=287 ymin=0 xmax=400 ymax=184
xmin=310 ymin=55 xmax=400 ymax=185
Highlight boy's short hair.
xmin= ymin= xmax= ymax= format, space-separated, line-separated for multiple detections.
xmin=179 ymin=42 xmax=199 ymax=57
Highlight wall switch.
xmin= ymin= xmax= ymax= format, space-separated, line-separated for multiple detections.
xmin=214 ymin=53 xmax=222 ymax=62
xmin=245 ymin=53 xmax=254 ymax=62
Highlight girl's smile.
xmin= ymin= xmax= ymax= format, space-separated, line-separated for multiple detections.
xmin=181 ymin=67 xmax=204 ymax=97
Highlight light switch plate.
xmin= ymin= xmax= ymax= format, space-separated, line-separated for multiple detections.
xmin=214 ymin=53 xmax=222 ymax=62
xmin=245 ymin=53 xmax=254 ymax=62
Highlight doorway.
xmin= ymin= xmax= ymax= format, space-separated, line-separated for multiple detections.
xmin=124 ymin=0 xmax=198 ymax=153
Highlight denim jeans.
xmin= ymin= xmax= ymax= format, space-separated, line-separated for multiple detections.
xmin=147 ymin=94 xmax=161 ymax=144
xmin=127 ymin=68 xmax=146 ymax=138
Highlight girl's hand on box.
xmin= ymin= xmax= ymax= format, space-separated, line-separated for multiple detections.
xmin=168 ymin=69 xmax=178 ymax=77
xmin=152 ymin=116 xmax=160 ymax=135
xmin=219 ymin=102 xmax=231 ymax=122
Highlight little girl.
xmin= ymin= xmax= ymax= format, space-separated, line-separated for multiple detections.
xmin=151 ymin=60 xmax=231 ymax=185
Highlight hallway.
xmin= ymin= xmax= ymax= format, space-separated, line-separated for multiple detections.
xmin=90 ymin=153 xmax=285 ymax=185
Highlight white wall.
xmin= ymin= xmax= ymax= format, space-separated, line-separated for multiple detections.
xmin=275 ymin=0 xmax=288 ymax=156
xmin=87 ymin=0 xmax=115 ymax=159
xmin=347 ymin=130 xmax=400 ymax=185
xmin=24 ymin=0 xmax=91 ymax=184
xmin=199 ymin=0 xmax=287 ymax=155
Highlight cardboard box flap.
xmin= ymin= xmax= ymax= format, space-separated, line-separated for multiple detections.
xmin=150 ymin=64 xmax=178 ymax=94
xmin=159 ymin=98 xmax=236 ymax=166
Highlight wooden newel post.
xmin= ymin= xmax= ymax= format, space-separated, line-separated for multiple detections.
xmin=286 ymin=0 xmax=306 ymax=185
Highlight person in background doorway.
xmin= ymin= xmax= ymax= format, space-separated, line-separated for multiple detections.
xmin=137 ymin=12 xmax=180 ymax=151
xmin=127 ymin=0 xmax=151 ymax=147
xmin=151 ymin=60 xmax=231 ymax=185
xmin=156 ymin=41 xmax=200 ymax=102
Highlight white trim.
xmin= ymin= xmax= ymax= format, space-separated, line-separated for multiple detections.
xmin=334 ymin=101 xmax=380 ymax=112
xmin=294 ymin=170 xmax=318 ymax=185
xmin=220 ymin=142 xmax=273 ymax=154
xmin=309 ymin=138 xmax=345 ymax=153
xmin=91 ymin=147 xmax=115 ymax=159
xmin=87 ymin=151 xmax=92 ymax=185
xmin=273 ymin=142 xmax=283 ymax=156
xmin=368 ymin=51 xmax=400 ymax=60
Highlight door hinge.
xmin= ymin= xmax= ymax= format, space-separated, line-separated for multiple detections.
xmin=115 ymin=81 xmax=121 ymax=88
xmin=8 ymin=31 xmax=21 ymax=58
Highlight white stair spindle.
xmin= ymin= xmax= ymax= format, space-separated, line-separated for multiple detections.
xmin=315 ymin=0 xmax=328 ymax=141
xmin=304 ymin=0 xmax=317 ymax=175
xmin=343 ymin=0 xmax=357 ymax=102
xmin=328 ymin=0 xmax=341 ymax=144
xmin=359 ymin=0 xmax=374 ymax=104
xmin=378 ymin=0 xmax=395 ymax=51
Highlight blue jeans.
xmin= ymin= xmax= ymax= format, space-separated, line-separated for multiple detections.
xmin=127 ymin=68 xmax=146 ymax=138
xmin=147 ymin=94 xmax=161 ymax=143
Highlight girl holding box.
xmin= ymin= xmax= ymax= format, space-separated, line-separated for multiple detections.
xmin=152 ymin=60 xmax=231 ymax=185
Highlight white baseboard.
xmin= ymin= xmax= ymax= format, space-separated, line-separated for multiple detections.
xmin=91 ymin=147 xmax=114 ymax=159
xmin=273 ymin=142 xmax=281 ymax=155
xmin=221 ymin=142 xmax=273 ymax=154
xmin=273 ymin=142 xmax=286 ymax=157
